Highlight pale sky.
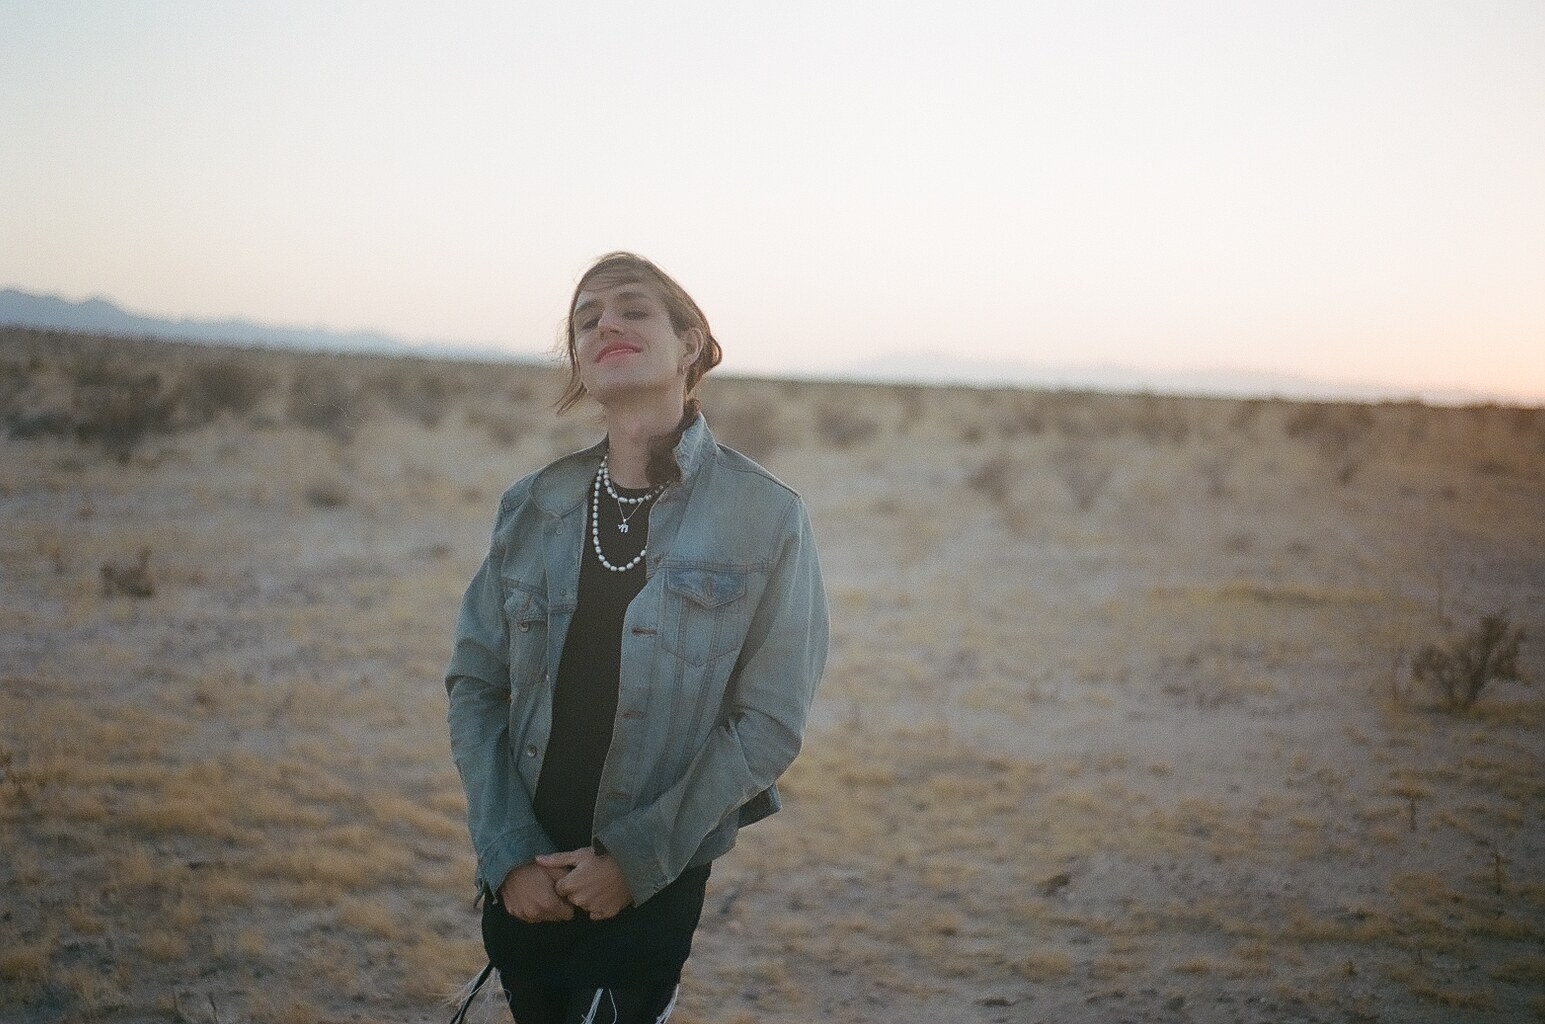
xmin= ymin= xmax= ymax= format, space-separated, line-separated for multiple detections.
xmin=3 ymin=1 xmax=1543 ymax=400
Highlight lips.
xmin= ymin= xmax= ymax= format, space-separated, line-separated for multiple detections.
xmin=595 ymin=341 xmax=641 ymax=362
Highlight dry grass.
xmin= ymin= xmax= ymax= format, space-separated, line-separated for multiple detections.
xmin=3 ymin=329 xmax=1544 ymax=1022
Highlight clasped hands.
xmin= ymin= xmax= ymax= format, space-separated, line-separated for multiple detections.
xmin=498 ymin=847 xmax=633 ymax=923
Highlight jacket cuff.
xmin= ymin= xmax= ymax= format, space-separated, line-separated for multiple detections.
xmin=477 ymin=824 xmax=557 ymax=896
xmin=594 ymin=817 xmax=666 ymax=906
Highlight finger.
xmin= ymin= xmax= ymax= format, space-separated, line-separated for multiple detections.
xmin=517 ymin=896 xmax=570 ymax=923
xmin=536 ymin=850 xmax=584 ymax=869
xmin=542 ymin=899 xmax=574 ymax=922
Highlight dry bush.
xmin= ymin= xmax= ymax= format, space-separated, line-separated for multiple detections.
xmin=467 ymin=407 xmax=532 ymax=447
xmin=706 ymin=395 xmax=793 ymax=464
xmin=72 ymin=364 xmax=175 ymax=462
xmin=176 ymin=357 xmax=274 ymax=423
xmin=1284 ymin=401 xmax=1378 ymax=484
xmin=1127 ymin=395 xmax=1190 ymax=445
xmin=1051 ymin=443 xmax=1112 ymax=512
xmin=305 ymin=477 xmax=351 ymax=509
xmin=1284 ymin=402 xmax=1375 ymax=449
xmin=1196 ymin=451 xmax=1236 ymax=499
xmin=1228 ymin=398 xmax=1266 ymax=435
xmin=372 ymin=364 xmax=459 ymax=428
xmin=992 ymin=392 xmax=1047 ymax=438
xmin=1413 ymin=612 xmax=1525 ymax=711
xmin=814 ymin=401 xmax=878 ymax=450
xmin=288 ymin=365 xmax=360 ymax=439
xmin=965 ymin=455 xmax=1014 ymax=506
xmin=100 ymin=547 xmax=154 ymax=598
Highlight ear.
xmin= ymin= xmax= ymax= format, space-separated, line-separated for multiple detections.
xmin=678 ymin=327 xmax=705 ymax=372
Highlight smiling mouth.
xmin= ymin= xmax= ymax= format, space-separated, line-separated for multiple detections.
xmin=595 ymin=342 xmax=641 ymax=361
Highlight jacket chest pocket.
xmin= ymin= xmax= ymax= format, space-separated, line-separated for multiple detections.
xmin=502 ymin=583 xmax=548 ymax=687
xmin=661 ymin=566 xmax=751 ymax=668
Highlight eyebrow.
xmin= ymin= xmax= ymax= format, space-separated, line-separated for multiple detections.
xmin=572 ymin=288 xmax=655 ymax=323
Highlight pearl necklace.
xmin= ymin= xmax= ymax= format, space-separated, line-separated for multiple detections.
xmin=590 ymin=460 xmax=662 ymax=573
xmin=600 ymin=458 xmax=655 ymax=533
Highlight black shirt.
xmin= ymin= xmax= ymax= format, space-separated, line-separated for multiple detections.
xmin=533 ymin=474 xmax=652 ymax=848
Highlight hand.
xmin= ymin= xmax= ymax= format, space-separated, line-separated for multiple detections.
xmin=536 ymin=847 xmax=634 ymax=921
xmin=497 ymin=861 xmax=574 ymax=923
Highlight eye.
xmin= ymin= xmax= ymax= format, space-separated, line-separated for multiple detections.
xmin=623 ymin=308 xmax=649 ymax=320
xmin=577 ymin=316 xmax=599 ymax=332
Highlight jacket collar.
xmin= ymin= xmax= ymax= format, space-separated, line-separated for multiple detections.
xmin=528 ymin=411 xmax=711 ymax=519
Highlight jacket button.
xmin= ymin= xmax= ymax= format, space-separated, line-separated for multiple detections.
xmin=517 ymin=622 xmax=530 ymax=632
xmin=525 ymin=745 xmax=539 ymax=758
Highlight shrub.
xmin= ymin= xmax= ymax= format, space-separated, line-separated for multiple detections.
xmin=708 ymin=396 xmax=791 ymax=464
xmin=100 ymin=548 xmax=155 ymax=598
xmin=814 ymin=403 xmax=877 ymax=449
xmin=1284 ymin=402 xmax=1374 ymax=452
xmin=177 ymin=358 xmax=273 ymax=424
xmin=1129 ymin=395 xmax=1189 ymax=445
xmin=1412 ymin=612 xmax=1525 ymax=711
xmin=73 ymin=366 xmax=175 ymax=462
xmin=965 ymin=456 xmax=1014 ymax=505
xmin=374 ymin=366 xmax=456 ymax=428
xmin=288 ymin=367 xmax=359 ymax=439
xmin=1051 ymin=443 xmax=1112 ymax=512
xmin=305 ymin=479 xmax=351 ymax=509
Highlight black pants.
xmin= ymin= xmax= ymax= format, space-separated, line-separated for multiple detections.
xmin=500 ymin=974 xmax=678 ymax=1024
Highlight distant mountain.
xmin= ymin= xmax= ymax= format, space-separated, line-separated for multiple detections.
xmin=3 ymin=287 xmax=1523 ymax=405
xmin=0 ymin=287 xmax=411 ymax=354
xmin=834 ymin=352 xmax=1502 ymax=406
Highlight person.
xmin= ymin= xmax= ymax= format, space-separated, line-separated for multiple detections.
xmin=445 ymin=252 xmax=829 ymax=1024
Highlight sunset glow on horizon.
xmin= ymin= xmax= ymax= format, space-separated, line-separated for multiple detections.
xmin=3 ymin=2 xmax=1542 ymax=402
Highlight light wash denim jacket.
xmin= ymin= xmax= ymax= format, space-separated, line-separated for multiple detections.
xmin=446 ymin=415 xmax=829 ymax=905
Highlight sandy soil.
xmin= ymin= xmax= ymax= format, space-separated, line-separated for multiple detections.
xmin=2 ymin=328 xmax=1543 ymax=1023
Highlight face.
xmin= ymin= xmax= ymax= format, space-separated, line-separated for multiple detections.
xmin=571 ymin=279 xmax=703 ymax=406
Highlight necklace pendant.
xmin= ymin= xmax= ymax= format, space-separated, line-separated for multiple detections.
xmin=618 ymin=522 xmax=629 ymax=533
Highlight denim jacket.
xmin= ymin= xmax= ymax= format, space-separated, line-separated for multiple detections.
xmin=446 ymin=415 xmax=829 ymax=905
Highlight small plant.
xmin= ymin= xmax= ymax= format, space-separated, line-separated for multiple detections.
xmin=1412 ymin=612 xmax=1525 ymax=711
xmin=177 ymin=358 xmax=273 ymax=424
xmin=965 ymin=455 xmax=1013 ymax=505
xmin=288 ymin=366 xmax=359 ymax=439
xmin=814 ymin=402 xmax=877 ymax=449
xmin=73 ymin=366 xmax=175 ymax=462
xmin=0 ymin=745 xmax=30 ymax=805
xmin=705 ymin=395 xmax=790 ymax=464
xmin=1051 ymin=443 xmax=1112 ymax=512
xmin=305 ymin=478 xmax=350 ymax=509
xmin=101 ymin=548 xmax=154 ymax=598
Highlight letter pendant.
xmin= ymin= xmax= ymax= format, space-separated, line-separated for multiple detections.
xmin=618 ymin=523 xmax=629 ymax=533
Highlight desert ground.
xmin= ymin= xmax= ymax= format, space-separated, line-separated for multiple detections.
xmin=1 ymin=327 xmax=1543 ymax=1024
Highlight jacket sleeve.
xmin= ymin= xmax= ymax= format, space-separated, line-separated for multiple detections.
xmin=445 ymin=528 xmax=557 ymax=896
xmin=596 ymin=495 xmax=829 ymax=903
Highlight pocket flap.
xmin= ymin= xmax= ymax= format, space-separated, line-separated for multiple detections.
xmin=665 ymin=566 xmax=746 ymax=609
xmin=502 ymin=583 xmax=546 ymax=627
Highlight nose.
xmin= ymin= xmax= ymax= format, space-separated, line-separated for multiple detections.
xmin=596 ymin=305 xmax=624 ymax=334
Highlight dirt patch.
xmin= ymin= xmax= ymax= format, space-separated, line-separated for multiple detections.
xmin=3 ymin=331 xmax=1543 ymax=1023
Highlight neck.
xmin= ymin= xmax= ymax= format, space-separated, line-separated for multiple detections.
xmin=602 ymin=395 xmax=686 ymax=489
